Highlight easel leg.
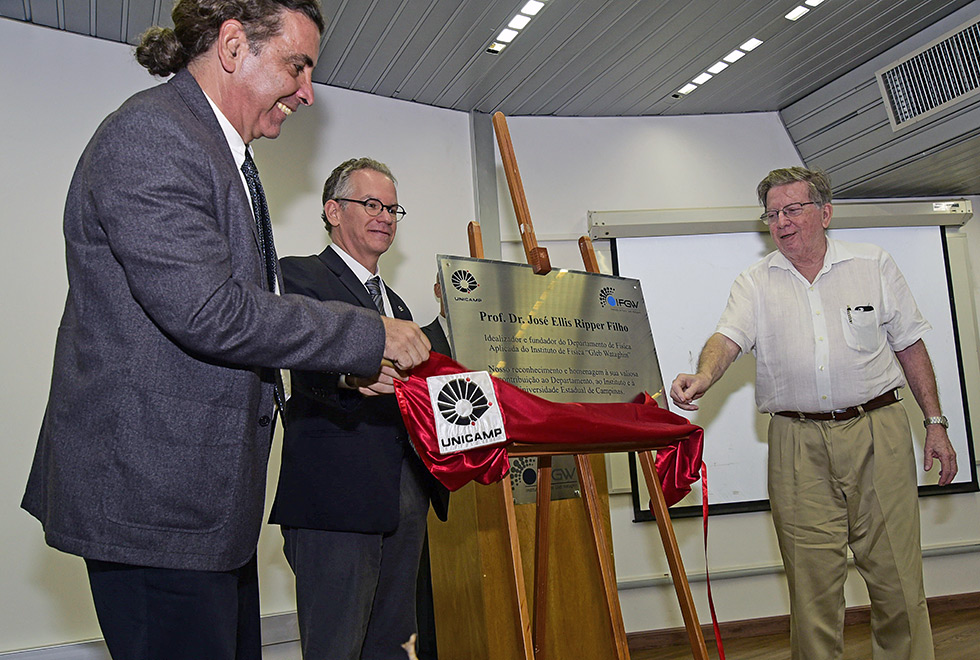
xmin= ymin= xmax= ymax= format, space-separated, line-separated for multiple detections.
xmin=638 ymin=451 xmax=710 ymax=660
xmin=532 ymin=457 xmax=553 ymax=659
xmin=500 ymin=475 xmax=536 ymax=659
xmin=575 ymin=455 xmax=631 ymax=660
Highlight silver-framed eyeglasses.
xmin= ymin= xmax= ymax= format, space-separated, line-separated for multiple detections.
xmin=336 ymin=197 xmax=407 ymax=221
xmin=761 ymin=201 xmax=816 ymax=224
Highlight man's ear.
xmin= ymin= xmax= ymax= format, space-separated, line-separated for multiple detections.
xmin=215 ymin=19 xmax=248 ymax=73
xmin=323 ymin=200 xmax=342 ymax=229
xmin=821 ymin=202 xmax=833 ymax=229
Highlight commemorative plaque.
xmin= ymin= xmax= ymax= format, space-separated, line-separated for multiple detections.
xmin=437 ymin=255 xmax=665 ymax=503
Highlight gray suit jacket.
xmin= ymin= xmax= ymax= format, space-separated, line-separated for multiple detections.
xmin=22 ymin=69 xmax=384 ymax=572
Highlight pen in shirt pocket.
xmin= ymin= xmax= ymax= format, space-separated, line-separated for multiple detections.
xmin=846 ymin=305 xmax=874 ymax=324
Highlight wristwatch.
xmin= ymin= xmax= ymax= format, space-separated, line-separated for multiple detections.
xmin=923 ymin=415 xmax=949 ymax=429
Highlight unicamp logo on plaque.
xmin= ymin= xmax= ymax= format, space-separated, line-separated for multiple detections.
xmin=449 ymin=269 xmax=482 ymax=302
xmin=451 ymin=270 xmax=479 ymax=293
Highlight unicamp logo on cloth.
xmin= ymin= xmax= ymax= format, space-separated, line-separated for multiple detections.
xmin=450 ymin=269 xmax=479 ymax=293
xmin=598 ymin=285 xmax=640 ymax=311
xmin=427 ymin=371 xmax=506 ymax=455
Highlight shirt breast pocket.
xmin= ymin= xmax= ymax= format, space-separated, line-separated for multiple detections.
xmin=840 ymin=306 xmax=881 ymax=352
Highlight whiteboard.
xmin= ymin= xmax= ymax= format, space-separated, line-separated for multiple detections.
xmin=616 ymin=226 xmax=977 ymax=513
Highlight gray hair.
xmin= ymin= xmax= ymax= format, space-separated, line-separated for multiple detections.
xmin=321 ymin=158 xmax=397 ymax=233
xmin=757 ymin=167 xmax=833 ymax=207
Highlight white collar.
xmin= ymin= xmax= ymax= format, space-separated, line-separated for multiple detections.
xmin=329 ymin=243 xmax=380 ymax=285
xmin=768 ymin=236 xmax=852 ymax=283
xmin=202 ymin=91 xmax=247 ymax=169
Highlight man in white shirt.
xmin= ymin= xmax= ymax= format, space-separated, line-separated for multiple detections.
xmin=671 ymin=167 xmax=957 ymax=660
xmin=270 ymin=158 xmax=448 ymax=659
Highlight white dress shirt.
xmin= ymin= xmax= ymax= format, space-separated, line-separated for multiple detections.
xmin=202 ymin=92 xmax=279 ymax=294
xmin=716 ymin=238 xmax=931 ymax=413
xmin=328 ymin=244 xmax=391 ymax=316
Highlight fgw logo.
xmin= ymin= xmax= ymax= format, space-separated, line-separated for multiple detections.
xmin=599 ymin=286 xmax=639 ymax=309
xmin=451 ymin=270 xmax=479 ymax=293
xmin=510 ymin=456 xmax=537 ymax=487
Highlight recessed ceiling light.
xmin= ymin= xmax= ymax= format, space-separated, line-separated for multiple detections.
xmin=692 ymin=72 xmax=713 ymax=85
xmin=707 ymin=61 xmax=729 ymax=74
xmin=804 ymin=0 xmax=824 ymax=6
xmin=496 ymin=28 xmax=518 ymax=43
xmin=741 ymin=37 xmax=763 ymax=51
xmin=521 ymin=0 xmax=545 ymax=15
xmin=677 ymin=83 xmax=698 ymax=95
xmin=785 ymin=6 xmax=810 ymax=20
xmin=487 ymin=42 xmax=506 ymax=53
xmin=723 ymin=49 xmax=746 ymax=63
xmin=509 ymin=15 xmax=531 ymax=30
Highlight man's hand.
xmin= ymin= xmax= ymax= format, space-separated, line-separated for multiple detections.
xmin=348 ymin=363 xmax=408 ymax=397
xmin=669 ymin=333 xmax=740 ymax=411
xmin=381 ymin=317 xmax=431 ymax=371
xmin=670 ymin=373 xmax=712 ymax=411
xmin=923 ymin=425 xmax=958 ymax=486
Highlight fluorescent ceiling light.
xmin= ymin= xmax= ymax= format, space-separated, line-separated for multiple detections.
xmin=487 ymin=42 xmax=506 ymax=53
xmin=521 ymin=0 xmax=545 ymax=15
xmin=692 ymin=72 xmax=713 ymax=85
xmin=707 ymin=61 xmax=729 ymax=74
xmin=509 ymin=15 xmax=531 ymax=30
xmin=804 ymin=0 xmax=825 ymax=5
xmin=496 ymin=28 xmax=518 ymax=43
xmin=677 ymin=83 xmax=698 ymax=95
xmin=741 ymin=37 xmax=763 ymax=51
xmin=723 ymin=49 xmax=746 ymax=63
xmin=785 ymin=6 xmax=810 ymax=20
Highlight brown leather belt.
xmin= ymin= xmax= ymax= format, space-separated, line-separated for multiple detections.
xmin=775 ymin=388 xmax=901 ymax=422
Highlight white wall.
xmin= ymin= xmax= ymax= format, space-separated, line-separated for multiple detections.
xmin=0 ymin=18 xmax=471 ymax=653
xmin=3 ymin=14 xmax=979 ymax=654
xmin=493 ymin=114 xmax=980 ymax=632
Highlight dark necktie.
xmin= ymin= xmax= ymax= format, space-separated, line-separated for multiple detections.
xmin=240 ymin=149 xmax=286 ymax=417
xmin=365 ymin=276 xmax=386 ymax=315
xmin=241 ymin=149 xmax=279 ymax=294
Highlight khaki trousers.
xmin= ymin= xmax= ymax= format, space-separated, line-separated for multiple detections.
xmin=768 ymin=403 xmax=934 ymax=660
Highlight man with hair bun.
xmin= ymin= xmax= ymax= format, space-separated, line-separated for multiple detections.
xmin=671 ymin=167 xmax=957 ymax=660
xmin=21 ymin=2 xmax=430 ymax=659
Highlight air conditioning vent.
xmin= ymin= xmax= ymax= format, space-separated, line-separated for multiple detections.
xmin=876 ymin=14 xmax=980 ymax=131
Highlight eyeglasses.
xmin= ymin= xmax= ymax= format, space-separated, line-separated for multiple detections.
xmin=760 ymin=201 xmax=816 ymax=224
xmin=335 ymin=198 xmax=406 ymax=221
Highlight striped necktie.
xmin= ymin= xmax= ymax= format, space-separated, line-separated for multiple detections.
xmin=365 ymin=276 xmax=386 ymax=315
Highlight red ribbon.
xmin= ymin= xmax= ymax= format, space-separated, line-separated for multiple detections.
xmin=393 ymin=352 xmax=703 ymax=508
xmin=701 ymin=464 xmax=726 ymax=659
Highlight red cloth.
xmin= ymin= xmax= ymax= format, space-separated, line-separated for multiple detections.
xmin=393 ymin=352 xmax=703 ymax=506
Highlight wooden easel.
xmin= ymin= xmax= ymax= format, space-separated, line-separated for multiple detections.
xmin=490 ymin=111 xmax=709 ymax=659
xmin=426 ymin=115 xmax=709 ymax=660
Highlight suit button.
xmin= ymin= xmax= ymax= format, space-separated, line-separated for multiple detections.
xmin=258 ymin=415 xmax=271 ymax=427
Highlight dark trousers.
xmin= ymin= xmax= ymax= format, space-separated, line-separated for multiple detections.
xmin=85 ymin=555 xmax=261 ymax=660
xmin=415 ymin=531 xmax=438 ymax=660
xmin=282 ymin=456 xmax=430 ymax=660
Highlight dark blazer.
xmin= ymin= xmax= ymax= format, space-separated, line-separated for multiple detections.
xmin=22 ymin=69 xmax=384 ymax=572
xmin=270 ymin=248 xmax=449 ymax=533
xmin=421 ymin=317 xmax=452 ymax=357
